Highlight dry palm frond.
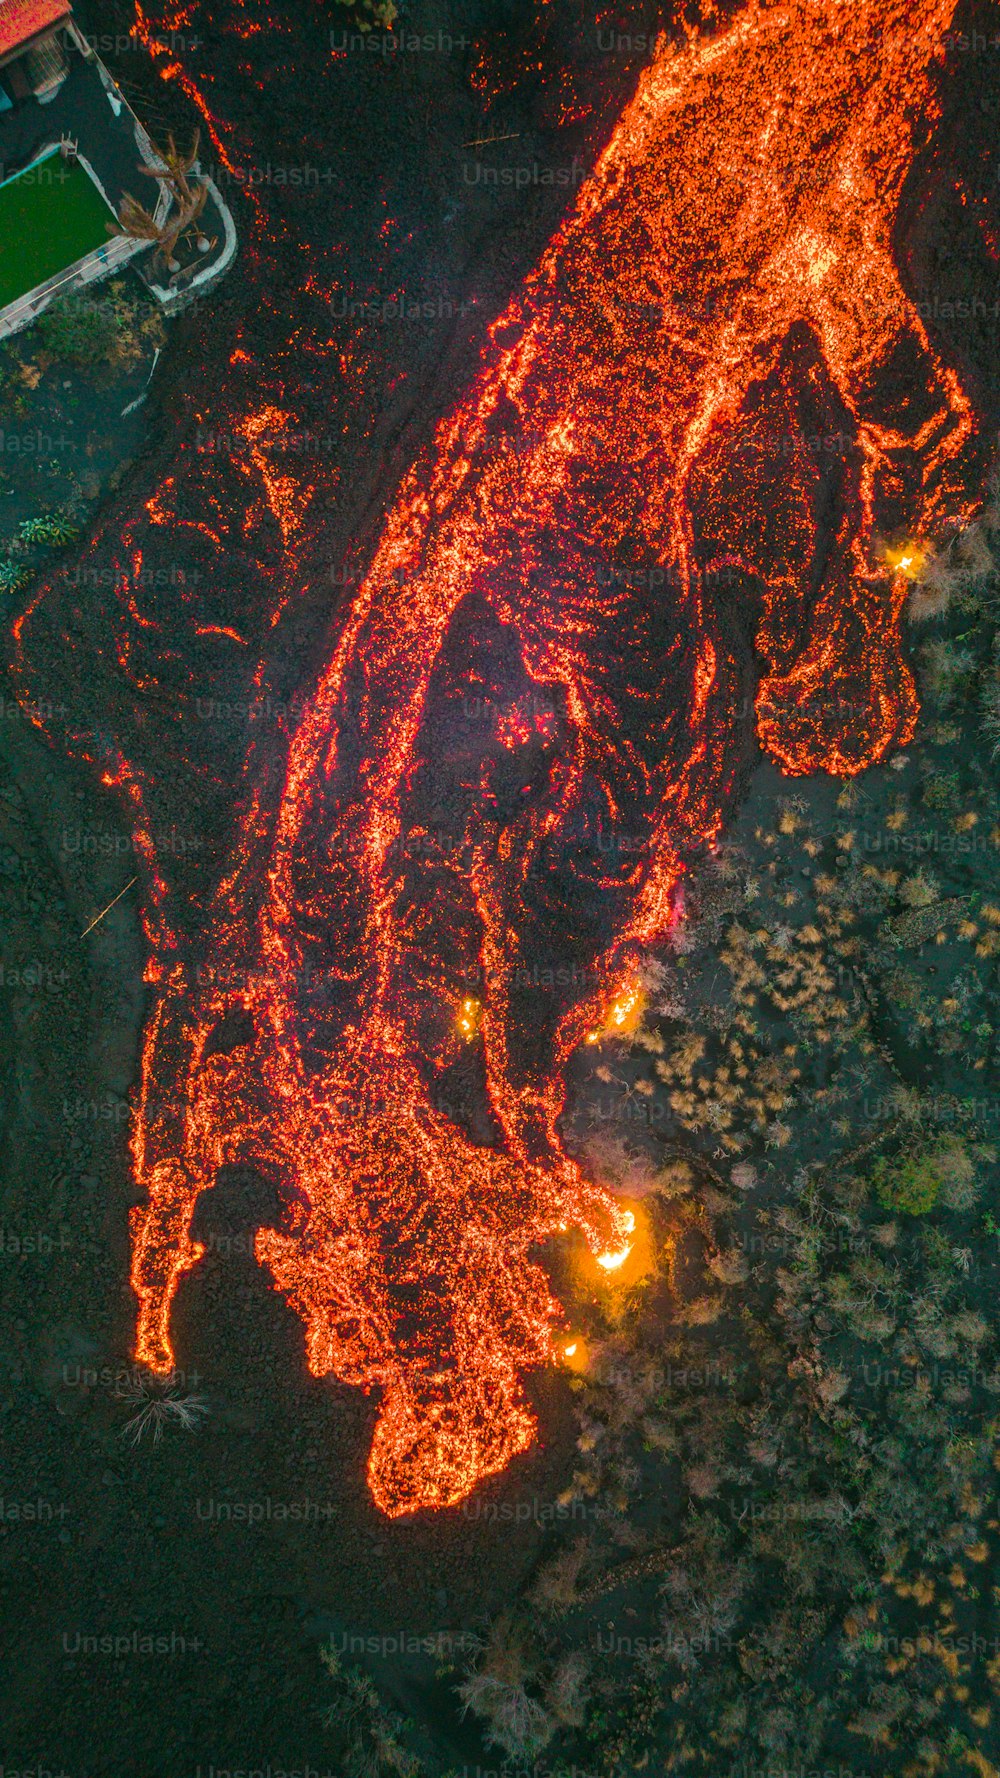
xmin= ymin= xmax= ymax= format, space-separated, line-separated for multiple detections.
xmin=107 ymin=191 xmax=162 ymax=244
xmin=111 ymin=131 xmax=206 ymax=269
xmin=160 ymin=182 xmax=208 ymax=258
xmin=110 ymin=179 xmax=208 ymax=268
xmin=140 ymin=129 xmax=202 ymax=205
xmin=115 ymin=1373 xmax=208 ymax=1444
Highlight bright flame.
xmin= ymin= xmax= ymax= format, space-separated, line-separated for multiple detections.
xmin=585 ymin=984 xmax=646 ymax=1046
xmin=456 ymin=997 xmax=481 ymax=1040
xmin=884 ymin=541 xmax=931 ymax=579
xmin=561 ymin=1336 xmax=590 ymax=1373
xmin=596 ymin=1245 xmax=633 ymax=1272
xmin=610 ymin=990 xmax=639 ymax=1028
xmin=596 ymin=1208 xmax=637 ymax=1272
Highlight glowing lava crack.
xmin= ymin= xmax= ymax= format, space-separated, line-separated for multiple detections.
xmin=24 ymin=0 xmax=985 ymax=1514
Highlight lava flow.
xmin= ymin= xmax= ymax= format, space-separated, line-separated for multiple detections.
xmin=16 ymin=0 xmax=985 ymax=1515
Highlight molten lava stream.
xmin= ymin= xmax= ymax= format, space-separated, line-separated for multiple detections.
xmin=83 ymin=1 xmax=988 ymax=1513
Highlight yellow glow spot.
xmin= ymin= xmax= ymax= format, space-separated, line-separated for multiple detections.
xmin=583 ymin=983 xmax=646 ymax=1050
xmin=597 ymin=1245 xmax=632 ymax=1271
xmin=561 ymin=1336 xmax=590 ymax=1374
xmin=596 ymin=1209 xmax=636 ymax=1271
xmin=456 ymin=997 xmax=481 ymax=1039
xmin=884 ymin=541 xmax=928 ymax=580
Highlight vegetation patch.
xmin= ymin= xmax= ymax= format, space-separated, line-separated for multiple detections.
xmin=328 ymin=497 xmax=1000 ymax=1777
xmin=33 ymin=281 xmax=164 ymax=378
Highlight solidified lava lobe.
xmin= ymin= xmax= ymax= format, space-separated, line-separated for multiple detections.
xmin=82 ymin=2 xmax=986 ymax=1512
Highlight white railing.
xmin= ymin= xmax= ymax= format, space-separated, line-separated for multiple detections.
xmin=0 ymin=49 xmax=235 ymax=338
xmin=0 ymin=233 xmax=144 ymax=339
xmin=0 ymin=139 xmax=154 ymax=339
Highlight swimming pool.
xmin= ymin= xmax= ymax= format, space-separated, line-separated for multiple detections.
xmin=0 ymin=149 xmax=118 ymax=310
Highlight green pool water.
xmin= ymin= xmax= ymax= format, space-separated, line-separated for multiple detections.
xmin=0 ymin=154 xmax=116 ymax=310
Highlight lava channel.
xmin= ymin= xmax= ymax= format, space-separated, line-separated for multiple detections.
xmin=22 ymin=0 xmax=988 ymax=1515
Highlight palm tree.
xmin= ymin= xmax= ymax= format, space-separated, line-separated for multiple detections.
xmin=107 ymin=131 xmax=208 ymax=273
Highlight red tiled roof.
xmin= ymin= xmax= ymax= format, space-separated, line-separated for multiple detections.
xmin=0 ymin=0 xmax=71 ymax=60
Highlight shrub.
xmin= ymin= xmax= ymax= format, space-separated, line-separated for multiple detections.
xmin=655 ymin=1157 xmax=695 ymax=1197
xmin=320 ymin=1643 xmax=420 ymax=1778
xmin=531 ymin=1540 xmax=589 ymax=1612
xmin=456 ymin=1616 xmax=554 ymax=1762
xmin=332 ymin=0 xmax=397 ymax=28
xmin=0 ymin=559 xmax=29 ymax=594
xmin=981 ymin=681 xmax=1000 ymax=759
xmin=922 ymin=771 xmax=961 ymax=813
xmin=709 ymin=1247 xmax=750 ymax=1285
xmin=872 ymin=1145 xmax=954 ymax=1216
xmin=908 ymin=515 xmax=997 ymax=620
xmin=920 ymin=639 xmax=976 ymax=702
xmin=0 ymin=364 xmax=28 ymax=420
xmin=35 ymin=292 xmax=119 ymax=366
xmin=898 ymin=869 xmax=939 ymax=909
xmin=546 ymin=1651 xmax=590 ymax=1728
xmin=17 ymin=512 xmax=78 ymax=547
xmin=34 ymin=281 xmax=164 ymax=375
xmin=935 ymin=1136 xmax=980 ymax=1212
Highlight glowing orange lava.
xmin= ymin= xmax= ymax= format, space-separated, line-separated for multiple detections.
xmin=16 ymin=0 xmax=985 ymax=1515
